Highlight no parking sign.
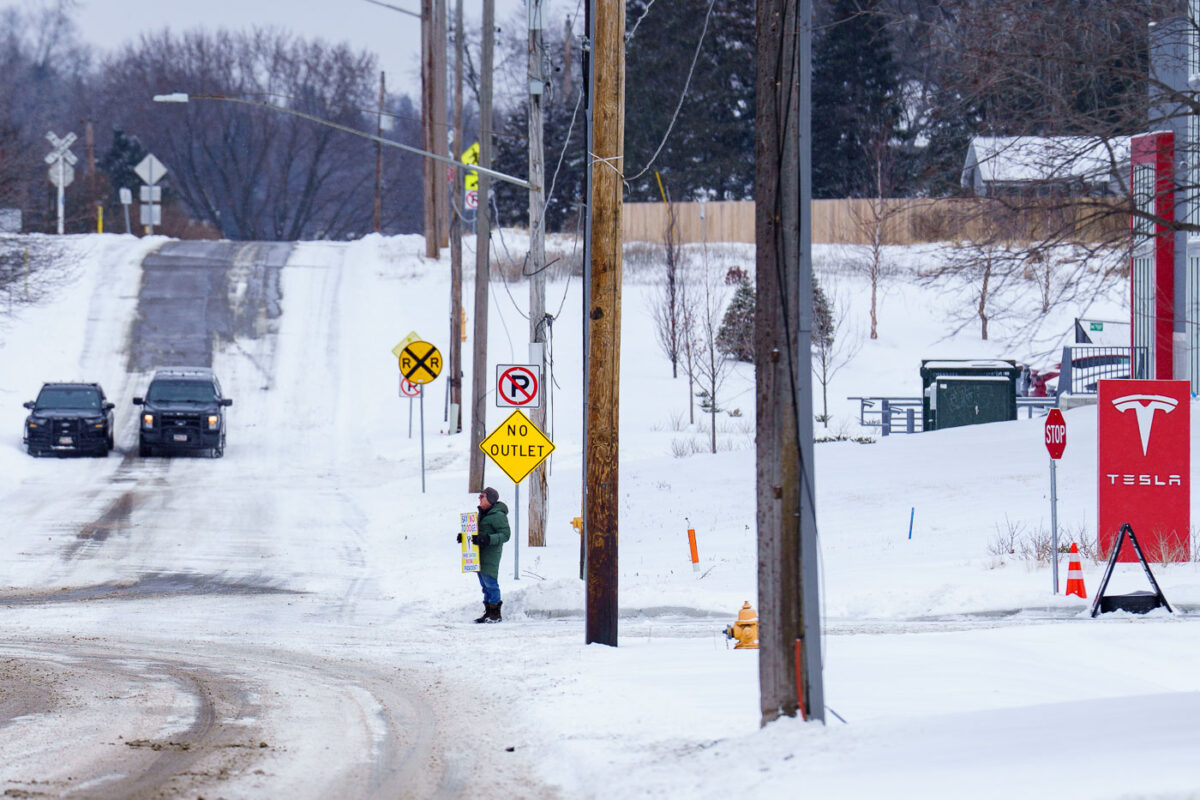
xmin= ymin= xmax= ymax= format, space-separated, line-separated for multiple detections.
xmin=495 ymin=364 xmax=541 ymax=408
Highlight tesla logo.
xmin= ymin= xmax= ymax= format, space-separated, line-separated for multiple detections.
xmin=1112 ymin=393 xmax=1178 ymax=456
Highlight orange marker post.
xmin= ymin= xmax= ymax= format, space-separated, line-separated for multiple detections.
xmin=686 ymin=521 xmax=699 ymax=572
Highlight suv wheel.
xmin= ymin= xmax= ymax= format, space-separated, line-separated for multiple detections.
xmin=212 ymin=435 xmax=225 ymax=458
xmin=27 ymin=444 xmax=40 ymax=457
xmin=139 ymin=441 xmax=152 ymax=457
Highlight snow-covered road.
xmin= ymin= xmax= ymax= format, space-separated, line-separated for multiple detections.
xmin=0 ymin=236 xmax=556 ymax=798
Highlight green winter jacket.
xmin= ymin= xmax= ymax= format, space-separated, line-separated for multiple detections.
xmin=477 ymin=501 xmax=511 ymax=578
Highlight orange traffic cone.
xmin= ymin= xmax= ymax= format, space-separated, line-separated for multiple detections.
xmin=1065 ymin=543 xmax=1087 ymax=599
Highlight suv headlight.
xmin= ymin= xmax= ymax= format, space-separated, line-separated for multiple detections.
xmin=207 ymin=415 xmax=220 ymax=430
xmin=142 ymin=413 xmax=155 ymax=427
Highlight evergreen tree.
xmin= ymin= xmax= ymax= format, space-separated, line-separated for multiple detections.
xmin=492 ymin=88 xmax=587 ymax=233
xmin=622 ymin=0 xmax=756 ymax=201
xmin=716 ymin=272 xmax=755 ymax=362
xmin=98 ymin=125 xmax=147 ymax=210
xmin=813 ymin=279 xmax=834 ymax=349
xmin=716 ymin=270 xmax=834 ymax=364
xmin=812 ymin=0 xmax=903 ymax=198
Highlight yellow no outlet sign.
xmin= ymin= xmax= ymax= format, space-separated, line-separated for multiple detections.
xmin=479 ymin=409 xmax=555 ymax=484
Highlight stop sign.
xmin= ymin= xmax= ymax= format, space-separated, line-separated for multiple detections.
xmin=1044 ymin=408 xmax=1067 ymax=459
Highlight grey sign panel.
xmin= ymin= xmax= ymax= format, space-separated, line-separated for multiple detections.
xmin=48 ymin=163 xmax=74 ymax=188
xmin=139 ymin=204 xmax=162 ymax=226
xmin=135 ymin=154 xmax=168 ymax=185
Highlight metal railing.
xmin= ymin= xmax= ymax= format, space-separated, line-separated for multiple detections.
xmin=1016 ymin=397 xmax=1058 ymax=417
xmin=1057 ymin=345 xmax=1147 ymax=395
xmin=849 ymin=396 xmax=924 ymax=435
xmin=851 ymin=394 xmax=1059 ymax=436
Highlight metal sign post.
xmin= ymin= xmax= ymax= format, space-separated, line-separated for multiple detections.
xmin=45 ymin=131 xmax=78 ymax=235
xmin=134 ymin=154 xmax=168 ymax=235
xmin=393 ymin=335 xmax=441 ymax=495
xmin=1044 ymin=408 xmax=1067 ymax=593
xmin=400 ymin=377 xmax=421 ymax=438
xmin=420 ymin=387 xmax=426 ymax=493
xmin=478 ymin=409 xmax=554 ymax=583
xmin=514 ymin=481 xmax=520 ymax=581
xmin=119 ymin=187 xmax=132 ymax=233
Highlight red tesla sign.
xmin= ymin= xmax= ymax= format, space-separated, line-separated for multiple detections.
xmin=1044 ymin=409 xmax=1066 ymax=459
xmin=1097 ymin=380 xmax=1190 ymax=561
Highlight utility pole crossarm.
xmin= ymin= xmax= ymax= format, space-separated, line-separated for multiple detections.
xmin=152 ymin=93 xmax=536 ymax=191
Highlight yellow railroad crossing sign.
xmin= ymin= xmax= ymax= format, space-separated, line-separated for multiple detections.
xmin=479 ymin=409 xmax=555 ymax=484
xmin=398 ymin=340 xmax=442 ymax=384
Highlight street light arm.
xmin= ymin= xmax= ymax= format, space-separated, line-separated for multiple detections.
xmin=152 ymin=92 xmax=534 ymax=191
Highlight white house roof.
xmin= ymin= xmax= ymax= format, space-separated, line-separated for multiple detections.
xmin=961 ymin=136 xmax=1130 ymax=190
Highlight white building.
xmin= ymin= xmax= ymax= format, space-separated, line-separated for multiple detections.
xmin=961 ymin=136 xmax=1129 ymax=197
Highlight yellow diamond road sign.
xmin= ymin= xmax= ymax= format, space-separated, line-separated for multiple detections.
xmin=398 ymin=340 xmax=442 ymax=384
xmin=391 ymin=331 xmax=422 ymax=360
xmin=479 ymin=409 xmax=555 ymax=484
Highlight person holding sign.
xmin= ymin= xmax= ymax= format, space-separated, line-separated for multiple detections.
xmin=456 ymin=487 xmax=511 ymax=623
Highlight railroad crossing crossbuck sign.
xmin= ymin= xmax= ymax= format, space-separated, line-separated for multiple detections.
xmin=496 ymin=364 xmax=541 ymax=408
xmin=398 ymin=340 xmax=442 ymax=384
xmin=479 ymin=409 xmax=555 ymax=484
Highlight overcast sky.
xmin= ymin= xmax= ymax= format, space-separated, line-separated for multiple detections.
xmin=70 ymin=0 xmax=550 ymax=99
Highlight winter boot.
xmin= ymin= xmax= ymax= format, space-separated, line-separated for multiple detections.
xmin=485 ymin=601 xmax=503 ymax=623
xmin=474 ymin=603 xmax=494 ymax=623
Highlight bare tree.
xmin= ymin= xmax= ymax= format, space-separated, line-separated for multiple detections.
xmin=0 ymin=1 xmax=92 ymax=231
xmin=689 ymin=264 xmax=730 ymax=454
xmin=849 ymin=126 xmax=902 ymax=340
xmin=650 ymin=196 xmax=687 ymax=377
xmin=100 ymin=29 xmax=386 ymax=240
xmin=924 ymin=227 xmax=1027 ymax=340
xmin=811 ymin=283 xmax=861 ymax=428
xmin=904 ymin=0 xmax=1193 ymax=268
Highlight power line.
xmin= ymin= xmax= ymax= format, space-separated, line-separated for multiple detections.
xmin=624 ymin=0 xmax=717 ymax=185
xmin=625 ymin=0 xmax=660 ymax=44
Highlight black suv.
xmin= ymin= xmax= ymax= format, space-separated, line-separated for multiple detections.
xmin=23 ymin=382 xmax=115 ymax=457
xmin=133 ymin=367 xmax=232 ymax=457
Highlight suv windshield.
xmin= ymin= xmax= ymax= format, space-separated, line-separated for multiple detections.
xmin=36 ymin=387 xmax=101 ymax=410
xmin=147 ymin=379 xmax=216 ymax=404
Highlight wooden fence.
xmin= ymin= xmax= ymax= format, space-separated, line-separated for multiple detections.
xmin=622 ymin=198 xmax=1127 ymax=245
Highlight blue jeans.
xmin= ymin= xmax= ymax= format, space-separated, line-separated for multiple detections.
xmin=477 ymin=572 xmax=501 ymax=604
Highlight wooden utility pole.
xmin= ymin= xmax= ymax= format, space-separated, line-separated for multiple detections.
xmin=449 ymin=0 xmax=464 ymax=433
xmin=755 ymin=0 xmax=824 ymax=724
xmin=528 ymin=0 xmax=549 ymax=547
xmin=468 ymin=0 xmax=496 ymax=490
xmin=578 ymin=2 xmax=592 ymax=583
xmin=374 ymin=71 xmax=386 ymax=233
xmin=584 ymin=0 xmax=624 ymax=648
xmin=434 ymin=0 xmax=450 ymax=249
xmin=562 ymin=17 xmax=573 ymax=98
xmin=421 ymin=0 xmax=438 ymax=258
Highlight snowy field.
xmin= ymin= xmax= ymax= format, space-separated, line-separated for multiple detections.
xmin=0 ymin=230 xmax=1198 ymax=799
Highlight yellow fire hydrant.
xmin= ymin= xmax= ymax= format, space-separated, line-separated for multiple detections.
xmin=723 ymin=601 xmax=759 ymax=649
